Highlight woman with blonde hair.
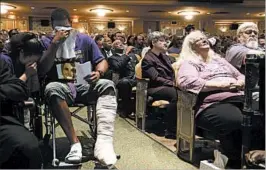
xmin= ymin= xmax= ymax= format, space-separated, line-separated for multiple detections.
xmin=176 ymin=30 xmax=246 ymax=168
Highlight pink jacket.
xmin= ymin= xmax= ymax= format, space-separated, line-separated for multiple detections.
xmin=177 ymin=57 xmax=244 ymax=116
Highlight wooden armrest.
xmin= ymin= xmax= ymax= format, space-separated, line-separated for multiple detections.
xmin=136 ymin=77 xmax=150 ymax=82
xmin=177 ymin=89 xmax=198 ymax=108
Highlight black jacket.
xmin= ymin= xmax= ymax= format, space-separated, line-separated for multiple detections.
xmin=108 ymin=53 xmax=137 ymax=80
xmin=0 ymin=58 xmax=29 ymax=125
xmin=141 ymin=51 xmax=175 ymax=94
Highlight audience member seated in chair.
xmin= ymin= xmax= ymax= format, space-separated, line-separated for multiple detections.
xmin=108 ymin=39 xmax=137 ymax=118
xmin=0 ymin=58 xmax=42 ymax=169
xmin=40 ymin=8 xmax=118 ymax=166
xmin=99 ymin=36 xmax=114 ymax=80
xmin=141 ymin=31 xmax=177 ymax=138
xmin=225 ymin=22 xmax=264 ymax=74
xmin=176 ymin=30 xmax=246 ymax=168
xmin=8 ymin=32 xmax=45 ymax=94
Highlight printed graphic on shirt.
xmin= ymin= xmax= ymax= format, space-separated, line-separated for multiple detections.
xmin=54 ymin=50 xmax=84 ymax=82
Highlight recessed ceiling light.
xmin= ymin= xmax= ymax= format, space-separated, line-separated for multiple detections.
xmin=126 ymin=10 xmax=129 ymax=12
xmin=207 ymin=12 xmax=211 ymax=15
xmin=90 ymin=8 xmax=113 ymax=17
xmin=177 ymin=11 xmax=200 ymax=15
xmin=246 ymin=13 xmax=250 ymax=15
xmin=0 ymin=3 xmax=16 ymax=14
xmin=73 ymin=9 xmax=77 ymax=11
xmin=31 ymin=6 xmax=35 ymax=10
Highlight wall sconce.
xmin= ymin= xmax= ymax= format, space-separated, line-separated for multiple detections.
xmin=90 ymin=8 xmax=113 ymax=17
xmin=72 ymin=16 xmax=79 ymax=23
xmin=219 ymin=26 xmax=228 ymax=32
xmin=177 ymin=11 xmax=200 ymax=20
xmin=7 ymin=14 xmax=16 ymax=19
xmin=96 ymin=25 xmax=105 ymax=30
xmin=118 ymin=25 xmax=126 ymax=31
xmin=78 ymin=27 xmax=85 ymax=33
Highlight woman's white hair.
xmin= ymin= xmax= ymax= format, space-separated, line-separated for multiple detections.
xmin=237 ymin=22 xmax=258 ymax=36
xmin=173 ymin=30 xmax=220 ymax=72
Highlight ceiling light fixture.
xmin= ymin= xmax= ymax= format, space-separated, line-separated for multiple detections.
xmin=73 ymin=9 xmax=77 ymax=11
xmin=0 ymin=3 xmax=16 ymax=14
xmin=184 ymin=15 xmax=193 ymax=20
xmin=126 ymin=10 xmax=129 ymax=12
xmin=259 ymin=13 xmax=265 ymax=17
xmin=246 ymin=13 xmax=250 ymax=15
xmin=177 ymin=11 xmax=200 ymax=20
xmin=207 ymin=12 xmax=211 ymax=15
xmin=90 ymin=8 xmax=113 ymax=17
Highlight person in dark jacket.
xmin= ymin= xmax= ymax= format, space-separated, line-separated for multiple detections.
xmin=0 ymin=58 xmax=42 ymax=169
xmin=108 ymin=40 xmax=137 ymax=117
xmin=141 ymin=31 xmax=177 ymax=138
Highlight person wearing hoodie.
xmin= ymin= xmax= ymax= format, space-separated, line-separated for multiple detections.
xmin=0 ymin=58 xmax=42 ymax=169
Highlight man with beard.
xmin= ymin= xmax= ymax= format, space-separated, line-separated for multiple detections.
xmin=226 ymin=22 xmax=265 ymax=161
xmin=40 ymin=8 xmax=118 ymax=166
xmin=225 ymin=22 xmax=264 ymax=74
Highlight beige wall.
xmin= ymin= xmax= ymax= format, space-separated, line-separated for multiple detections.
xmin=32 ymin=20 xmax=53 ymax=33
xmin=88 ymin=21 xmax=132 ymax=35
xmin=0 ymin=19 xmax=28 ymax=31
xmin=133 ymin=19 xmax=144 ymax=34
xmin=1 ymin=17 xmax=264 ymax=37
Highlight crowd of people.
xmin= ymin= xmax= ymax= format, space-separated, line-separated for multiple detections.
xmin=0 ymin=7 xmax=265 ymax=169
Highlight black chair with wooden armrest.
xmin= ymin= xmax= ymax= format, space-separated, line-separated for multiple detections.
xmin=176 ymin=89 xmax=219 ymax=166
xmin=135 ymin=62 xmax=170 ymax=131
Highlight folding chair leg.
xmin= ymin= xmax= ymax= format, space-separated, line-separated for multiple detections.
xmin=51 ymin=116 xmax=60 ymax=167
xmin=92 ymin=104 xmax=97 ymax=139
xmin=87 ymin=105 xmax=97 ymax=140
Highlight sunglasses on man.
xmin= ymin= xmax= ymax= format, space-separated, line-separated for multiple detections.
xmin=244 ymin=30 xmax=258 ymax=35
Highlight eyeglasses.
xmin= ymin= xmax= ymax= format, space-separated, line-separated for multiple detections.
xmin=244 ymin=30 xmax=258 ymax=35
xmin=195 ymin=38 xmax=208 ymax=44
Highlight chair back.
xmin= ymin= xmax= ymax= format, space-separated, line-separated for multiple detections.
xmin=135 ymin=59 xmax=143 ymax=79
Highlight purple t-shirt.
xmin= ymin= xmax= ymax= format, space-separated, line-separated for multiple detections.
xmin=0 ymin=53 xmax=13 ymax=74
xmin=177 ymin=57 xmax=244 ymax=116
xmin=41 ymin=32 xmax=104 ymax=83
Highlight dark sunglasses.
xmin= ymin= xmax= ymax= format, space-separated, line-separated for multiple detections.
xmin=244 ymin=30 xmax=258 ymax=35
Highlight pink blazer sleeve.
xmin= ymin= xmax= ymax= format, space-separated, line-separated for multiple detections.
xmin=177 ymin=61 xmax=206 ymax=94
xmin=220 ymin=58 xmax=245 ymax=81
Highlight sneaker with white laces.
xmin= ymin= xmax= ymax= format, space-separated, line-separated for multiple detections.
xmin=65 ymin=142 xmax=82 ymax=164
